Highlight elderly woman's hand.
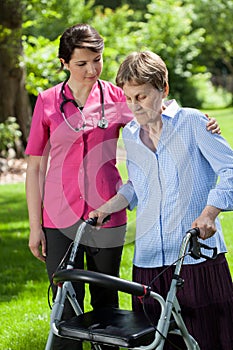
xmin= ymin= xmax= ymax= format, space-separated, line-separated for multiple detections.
xmin=191 ymin=205 xmax=221 ymax=240
xmin=88 ymin=210 xmax=110 ymax=228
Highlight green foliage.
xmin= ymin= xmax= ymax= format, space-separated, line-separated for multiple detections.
xmin=192 ymin=73 xmax=232 ymax=109
xmin=22 ymin=0 xmax=97 ymax=94
xmin=23 ymin=3 xmax=141 ymax=92
xmin=184 ymin=0 xmax=233 ymax=66
xmin=93 ymin=0 xmax=151 ymax=11
xmin=184 ymin=0 xmax=233 ymax=98
xmin=20 ymin=0 xmax=232 ymax=108
xmin=23 ymin=0 xmax=95 ymax=40
xmin=0 ymin=117 xmax=22 ymax=158
xmin=23 ymin=35 xmax=66 ymax=95
xmin=136 ymin=0 xmax=207 ymax=106
xmin=91 ymin=5 xmax=141 ymax=82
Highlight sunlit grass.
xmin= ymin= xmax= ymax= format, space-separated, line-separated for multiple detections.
xmin=203 ymin=107 xmax=233 ymax=147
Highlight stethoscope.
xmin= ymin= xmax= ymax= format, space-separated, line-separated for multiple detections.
xmin=60 ymin=78 xmax=108 ymax=132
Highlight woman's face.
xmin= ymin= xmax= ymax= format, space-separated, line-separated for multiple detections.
xmin=123 ymin=81 xmax=164 ymax=126
xmin=62 ymin=48 xmax=103 ymax=87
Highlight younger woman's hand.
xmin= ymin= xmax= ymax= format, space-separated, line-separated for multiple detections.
xmin=206 ymin=115 xmax=221 ymax=134
xmin=28 ymin=227 xmax=46 ymax=262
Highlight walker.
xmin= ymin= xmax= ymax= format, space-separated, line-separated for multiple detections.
xmin=45 ymin=218 xmax=217 ymax=350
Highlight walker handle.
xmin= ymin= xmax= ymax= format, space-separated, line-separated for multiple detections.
xmin=85 ymin=215 xmax=111 ymax=226
xmin=188 ymin=228 xmax=218 ymax=260
xmin=66 ymin=215 xmax=112 ymax=264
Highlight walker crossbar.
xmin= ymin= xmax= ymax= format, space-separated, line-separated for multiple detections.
xmin=53 ymin=269 xmax=150 ymax=297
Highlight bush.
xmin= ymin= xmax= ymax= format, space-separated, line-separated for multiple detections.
xmin=0 ymin=117 xmax=22 ymax=158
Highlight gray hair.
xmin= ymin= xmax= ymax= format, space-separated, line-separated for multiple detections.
xmin=116 ymin=51 xmax=168 ymax=91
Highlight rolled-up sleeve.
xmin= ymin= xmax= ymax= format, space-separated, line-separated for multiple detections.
xmin=207 ymin=167 xmax=233 ymax=211
xmin=118 ymin=180 xmax=138 ymax=210
xmin=195 ymin=114 xmax=233 ymax=211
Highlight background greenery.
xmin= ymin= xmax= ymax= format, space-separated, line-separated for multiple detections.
xmin=1 ymin=0 xmax=233 ymax=154
xmin=0 ymin=107 xmax=233 ymax=349
xmin=22 ymin=0 xmax=233 ymax=109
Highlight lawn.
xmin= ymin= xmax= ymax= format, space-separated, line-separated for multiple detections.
xmin=0 ymin=107 xmax=232 ymax=349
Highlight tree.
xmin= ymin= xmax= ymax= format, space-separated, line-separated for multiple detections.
xmin=184 ymin=0 xmax=233 ymax=105
xmin=91 ymin=5 xmax=140 ymax=82
xmin=0 ymin=0 xmax=95 ymax=151
xmin=0 ymin=0 xmax=31 ymax=148
xmin=135 ymin=0 xmax=206 ymax=106
xmin=92 ymin=0 xmax=150 ymax=11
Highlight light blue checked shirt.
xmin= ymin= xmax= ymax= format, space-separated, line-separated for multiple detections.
xmin=119 ymin=100 xmax=233 ymax=267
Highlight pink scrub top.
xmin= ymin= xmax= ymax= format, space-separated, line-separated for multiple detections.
xmin=25 ymin=80 xmax=132 ymax=228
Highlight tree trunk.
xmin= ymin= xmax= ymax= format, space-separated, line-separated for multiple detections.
xmin=0 ymin=0 xmax=31 ymax=150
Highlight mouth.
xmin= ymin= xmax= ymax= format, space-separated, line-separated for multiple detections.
xmin=86 ymin=75 xmax=97 ymax=80
xmin=134 ymin=108 xmax=146 ymax=116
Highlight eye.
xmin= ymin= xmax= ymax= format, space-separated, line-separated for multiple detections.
xmin=94 ymin=56 xmax=101 ymax=62
xmin=137 ymin=94 xmax=146 ymax=102
xmin=75 ymin=61 xmax=86 ymax=66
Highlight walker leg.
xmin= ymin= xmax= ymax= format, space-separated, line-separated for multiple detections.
xmin=172 ymin=298 xmax=200 ymax=350
xmin=45 ymin=281 xmax=83 ymax=350
xmin=45 ymin=330 xmax=55 ymax=350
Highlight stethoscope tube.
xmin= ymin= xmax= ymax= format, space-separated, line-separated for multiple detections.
xmin=60 ymin=78 xmax=108 ymax=132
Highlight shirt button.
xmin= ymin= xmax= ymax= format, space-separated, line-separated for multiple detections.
xmin=79 ymin=195 xmax=82 ymax=199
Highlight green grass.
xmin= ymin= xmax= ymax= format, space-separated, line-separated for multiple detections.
xmin=0 ymin=107 xmax=233 ymax=349
xmin=203 ymin=107 xmax=233 ymax=147
xmin=0 ymin=184 xmax=50 ymax=349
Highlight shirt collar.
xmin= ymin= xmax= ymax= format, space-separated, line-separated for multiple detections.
xmin=128 ymin=120 xmax=140 ymax=134
xmin=162 ymin=99 xmax=180 ymax=119
xmin=128 ymin=99 xmax=180 ymax=133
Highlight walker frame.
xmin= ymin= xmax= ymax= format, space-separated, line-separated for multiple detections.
xmin=45 ymin=219 xmax=217 ymax=350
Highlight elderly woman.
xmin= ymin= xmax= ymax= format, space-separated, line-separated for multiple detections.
xmin=89 ymin=51 xmax=233 ymax=350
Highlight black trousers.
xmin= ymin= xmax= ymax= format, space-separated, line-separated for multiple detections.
xmin=44 ymin=223 xmax=126 ymax=350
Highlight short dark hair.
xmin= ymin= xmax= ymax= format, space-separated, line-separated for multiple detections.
xmin=58 ymin=23 xmax=104 ymax=68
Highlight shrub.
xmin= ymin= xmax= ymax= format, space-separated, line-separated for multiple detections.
xmin=0 ymin=117 xmax=22 ymax=158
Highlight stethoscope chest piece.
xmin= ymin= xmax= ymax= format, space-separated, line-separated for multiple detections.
xmin=98 ymin=118 xmax=108 ymax=129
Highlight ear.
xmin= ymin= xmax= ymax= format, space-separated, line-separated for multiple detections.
xmin=163 ymin=82 xmax=169 ymax=98
xmin=60 ymin=58 xmax=69 ymax=70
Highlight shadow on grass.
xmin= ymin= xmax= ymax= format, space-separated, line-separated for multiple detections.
xmin=0 ymin=233 xmax=48 ymax=302
xmin=0 ymin=183 xmax=48 ymax=302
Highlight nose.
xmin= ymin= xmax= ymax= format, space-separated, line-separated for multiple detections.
xmin=87 ymin=63 xmax=96 ymax=74
xmin=129 ymin=99 xmax=141 ymax=113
